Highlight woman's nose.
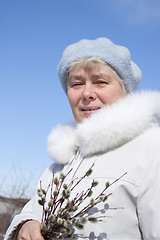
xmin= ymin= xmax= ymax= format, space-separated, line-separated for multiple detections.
xmin=82 ymin=84 xmax=97 ymax=101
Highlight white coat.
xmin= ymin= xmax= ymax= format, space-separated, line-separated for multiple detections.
xmin=5 ymin=91 xmax=160 ymax=240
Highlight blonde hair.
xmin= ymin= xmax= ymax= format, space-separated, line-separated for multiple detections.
xmin=68 ymin=57 xmax=127 ymax=93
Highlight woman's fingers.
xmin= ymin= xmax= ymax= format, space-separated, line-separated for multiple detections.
xmin=17 ymin=220 xmax=44 ymax=240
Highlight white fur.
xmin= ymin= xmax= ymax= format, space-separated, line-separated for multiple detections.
xmin=47 ymin=123 xmax=78 ymax=164
xmin=47 ymin=91 xmax=160 ymax=163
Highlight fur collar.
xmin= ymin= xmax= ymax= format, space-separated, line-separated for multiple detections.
xmin=47 ymin=91 xmax=160 ymax=164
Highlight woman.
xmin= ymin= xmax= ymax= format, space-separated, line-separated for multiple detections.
xmin=5 ymin=38 xmax=160 ymax=240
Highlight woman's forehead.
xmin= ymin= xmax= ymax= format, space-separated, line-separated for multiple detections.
xmin=68 ymin=65 xmax=118 ymax=85
xmin=69 ymin=62 xmax=117 ymax=78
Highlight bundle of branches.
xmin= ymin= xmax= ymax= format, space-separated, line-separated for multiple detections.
xmin=37 ymin=164 xmax=126 ymax=239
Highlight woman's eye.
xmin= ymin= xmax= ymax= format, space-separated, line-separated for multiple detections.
xmin=96 ymin=81 xmax=108 ymax=85
xmin=71 ymin=82 xmax=83 ymax=87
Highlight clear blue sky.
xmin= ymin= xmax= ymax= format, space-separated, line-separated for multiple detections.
xmin=1 ymin=0 xmax=160 ymax=197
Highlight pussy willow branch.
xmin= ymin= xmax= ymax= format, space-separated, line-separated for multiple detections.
xmin=95 ymin=172 xmax=127 ymax=201
xmin=38 ymin=164 xmax=127 ymax=239
xmin=69 ymin=163 xmax=95 ymax=191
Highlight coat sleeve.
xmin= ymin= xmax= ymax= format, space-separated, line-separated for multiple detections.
xmin=137 ymin=148 xmax=160 ymax=240
xmin=4 ymin=162 xmax=63 ymax=240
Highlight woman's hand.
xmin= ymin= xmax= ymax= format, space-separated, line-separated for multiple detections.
xmin=17 ymin=220 xmax=44 ymax=240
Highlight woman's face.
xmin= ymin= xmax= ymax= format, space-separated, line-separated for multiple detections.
xmin=67 ymin=65 xmax=126 ymax=123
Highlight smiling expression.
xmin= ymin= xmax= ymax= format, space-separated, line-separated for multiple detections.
xmin=67 ymin=65 xmax=125 ymax=123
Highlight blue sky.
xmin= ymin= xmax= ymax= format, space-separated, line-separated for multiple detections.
xmin=1 ymin=0 xmax=160 ymax=197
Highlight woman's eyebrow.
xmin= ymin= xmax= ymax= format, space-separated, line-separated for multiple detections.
xmin=91 ymin=72 xmax=111 ymax=79
xmin=69 ymin=74 xmax=84 ymax=81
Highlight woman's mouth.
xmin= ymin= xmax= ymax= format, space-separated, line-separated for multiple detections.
xmin=81 ymin=107 xmax=101 ymax=117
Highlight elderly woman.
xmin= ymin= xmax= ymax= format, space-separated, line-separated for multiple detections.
xmin=5 ymin=38 xmax=160 ymax=240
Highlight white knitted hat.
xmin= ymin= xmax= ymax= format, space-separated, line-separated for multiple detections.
xmin=58 ymin=37 xmax=142 ymax=93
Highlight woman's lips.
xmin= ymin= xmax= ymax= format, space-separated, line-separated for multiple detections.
xmin=81 ymin=106 xmax=101 ymax=111
xmin=81 ymin=107 xmax=101 ymax=117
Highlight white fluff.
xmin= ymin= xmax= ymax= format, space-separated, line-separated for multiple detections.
xmin=47 ymin=91 xmax=160 ymax=163
xmin=47 ymin=123 xmax=77 ymax=164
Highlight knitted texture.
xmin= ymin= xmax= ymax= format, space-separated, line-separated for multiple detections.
xmin=58 ymin=37 xmax=142 ymax=93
